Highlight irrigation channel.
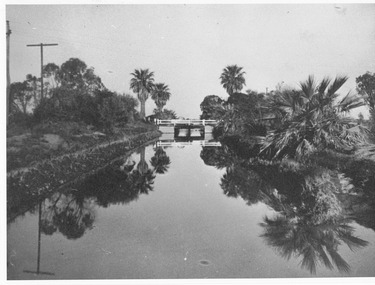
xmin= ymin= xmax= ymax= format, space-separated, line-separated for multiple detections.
xmin=7 ymin=133 xmax=375 ymax=279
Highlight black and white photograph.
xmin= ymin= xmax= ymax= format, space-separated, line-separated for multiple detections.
xmin=3 ymin=1 xmax=375 ymax=283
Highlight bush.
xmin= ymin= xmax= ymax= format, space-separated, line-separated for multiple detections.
xmin=33 ymin=88 xmax=139 ymax=132
xmin=8 ymin=110 xmax=35 ymax=131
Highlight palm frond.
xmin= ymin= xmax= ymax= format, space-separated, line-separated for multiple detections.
xmin=317 ymin=77 xmax=332 ymax=95
xmin=327 ymin=75 xmax=348 ymax=97
xmin=337 ymin=92 xmax=365 ymax=112
xmin=300 ymin=75 xmax=316 ymax=99
xmin=326 ymin=247 xmax=350 ymax=273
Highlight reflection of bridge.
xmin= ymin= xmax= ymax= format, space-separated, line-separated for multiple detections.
xmin=156 ymin=132 xmax=220 ymax=147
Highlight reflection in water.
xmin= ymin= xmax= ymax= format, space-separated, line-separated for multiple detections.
xmin=23 ymin=199 xmax=55 ymax=277
xmin=200 ymin=143 xmax=371 ymax=275
xmin=7 ymin=136 xmax=375 ymax=278
xmin=156 ymin=132 xmax=221 ymax=148
xmin=260 ymin=215 xmax=368 ymax=274
xmin=41 ymin=192 xmax=96 ymax=239
xmin=151 ymin=147 xmax=171 ymax=174
xmin=8 ymin=145 xmax=171 ymax=242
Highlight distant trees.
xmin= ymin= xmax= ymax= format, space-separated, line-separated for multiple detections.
xmin=9 ymin=59 xmax=178 ymax=129
xmin=8 ymin=58 xmax=146 ymax=133
xmin=152 ymin=108 xmax=178 ymax=120
xmin=199 ymin=95 xmax=225 ymax=120
xmin=10 ymin=58 xmax=106 ymax=115
xmin=199 ymin=91 xmax=267 ymax=140
xmin=219 ymin=65 xmax=246 ymax=95
xmin=130 ymin=69 xmax=155 ymax=120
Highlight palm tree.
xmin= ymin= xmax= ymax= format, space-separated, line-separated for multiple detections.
xmin=261 ymin=75 xmax=367 ymax=160
xmin=130 ymin=69 xmax=155 ymax=119
xmin=219 ymin=65 xmax=246 ymax=95
xmin=151 ymin=83 xmax=171 ymax=113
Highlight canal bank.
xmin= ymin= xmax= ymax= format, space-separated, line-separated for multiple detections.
xmin=7 ymin=130 xmax=161 ymax=218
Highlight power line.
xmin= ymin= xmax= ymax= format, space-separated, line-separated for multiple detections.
xmin=27 ymin=43 xmax=58 ymax=100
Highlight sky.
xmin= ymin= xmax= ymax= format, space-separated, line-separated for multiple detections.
xmin=4 ymin=3 xmax=375 ymax=118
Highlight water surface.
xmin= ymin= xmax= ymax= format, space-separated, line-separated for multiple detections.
xmin=7 ymin=137 xmax=375 ymax=279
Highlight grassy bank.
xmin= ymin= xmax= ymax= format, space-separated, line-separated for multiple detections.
xmin=7 ymin=120 xmax=157 ymax=171
xmin=7 ymin=129 xmax=161 ymax=223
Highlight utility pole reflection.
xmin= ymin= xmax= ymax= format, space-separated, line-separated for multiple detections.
xmin=23 ymin=198 xmax=55 ymax=277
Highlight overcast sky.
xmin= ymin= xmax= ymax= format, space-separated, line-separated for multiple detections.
xmin=5 ymin=3 xmax=375 ymax=118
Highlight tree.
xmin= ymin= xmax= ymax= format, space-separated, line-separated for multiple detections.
xmin=199 ymin=95 xmax=225 ymax=120
xmin=59 ymin=58 xmax=104 ymax=92
xmin=43 ymin=63 xmax=61 ymax=90
xmin=130 ymin=69 xmax=155 ymax=120
xmin=219 ymin=65 xmax=246 ymax=95
xmin=26 ymin=74 xmax=40 ymax=105
xmin=10 ymin=81 xmax=32 ymax=114
xmin=151 ymin=83 xmax=171 ymax=113
xmin=261 ymin=75 xmax=367 ymax=160
xmin=356 ymin=72 xmax=375 ymax=110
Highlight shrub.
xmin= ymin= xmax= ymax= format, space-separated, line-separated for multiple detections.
xmin=33 ymin=87 xmax=139 ymax=132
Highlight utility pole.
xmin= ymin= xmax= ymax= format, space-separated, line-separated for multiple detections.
xmin=6 ymin=20 xmax=11 ymax=125
xmin=26 ymin=43 xmax=58 ymax=100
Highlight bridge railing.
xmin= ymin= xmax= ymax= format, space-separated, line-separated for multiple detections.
xmin=156 ymin=119 xmax=217 ymax=126
xmin=155 ymin=140 xmax=221 ymax=147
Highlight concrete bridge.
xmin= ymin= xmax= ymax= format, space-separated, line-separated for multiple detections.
xmin=155 ymin=140 xmax=221 ymax=147
xmin=155 ymin=119 xmax=218 ymax=139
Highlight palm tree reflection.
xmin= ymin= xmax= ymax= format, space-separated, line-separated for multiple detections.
xmin=151 ymin=147 xmax=171 ymax=174
xmin=260 ymin=215 xmax=368 ymax=274
xmin=201 ymin=144 xmax=370 ymax=275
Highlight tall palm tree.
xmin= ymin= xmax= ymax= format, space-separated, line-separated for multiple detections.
xmin=130 ymin=69 xmax=155 ymax=119
xmin=261 ymin=75 xmax=367 ymax=160
xmin=151 ymin=83 xmax=171 ymax=113
xmin=219 ymin=65 xmax=246 ymax=95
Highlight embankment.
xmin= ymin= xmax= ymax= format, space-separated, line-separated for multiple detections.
xmin=7 ymin=130 xmax=161 ymax=199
